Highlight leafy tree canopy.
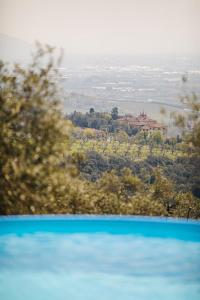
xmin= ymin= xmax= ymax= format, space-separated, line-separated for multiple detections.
xmin=0 ymin=44 xmax=73 ymax=214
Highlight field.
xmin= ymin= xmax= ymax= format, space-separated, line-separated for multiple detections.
xmin=71 ymin=137 xmax=189 ymax=161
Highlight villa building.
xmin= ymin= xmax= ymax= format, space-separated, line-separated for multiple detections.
xmin=117 ymin=112 xmax=167 ymax=134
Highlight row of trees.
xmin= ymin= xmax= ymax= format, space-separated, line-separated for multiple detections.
xmin=71 ymin=135 xmax=191 ymax=165
xmin=68 ymin=107 xmax=141 ymax=135
xmin=69 ymin=107 xmax=117 ymax=127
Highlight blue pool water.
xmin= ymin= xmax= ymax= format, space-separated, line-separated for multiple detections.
xmin=0 ymin=216 xmax=200 ymax=300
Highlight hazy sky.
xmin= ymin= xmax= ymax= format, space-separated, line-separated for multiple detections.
xmin=0 ymin=0 xmax=200 ymax=55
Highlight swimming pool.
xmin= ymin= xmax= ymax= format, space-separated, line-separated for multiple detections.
xmin=0 ymin=215 xmax=200 ymax=300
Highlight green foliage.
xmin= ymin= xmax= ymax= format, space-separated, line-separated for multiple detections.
xmin=149 ymin=131 xmax=164 ymax=145
xmin=111 ymin=107 xmax=119 ymax=120
xmin=69 ymin=110 xmax=112 ymax=131
xmin=121 ymin=168 xmax=143 ymax=197
xmin=174 ymin=192 xmax=200 ymax=219
xmin=152 ymin=169 xmax=175 ymax=209
xmin=121 ymin=195 xmax=167 ymax=216
xmin=98 ymin=170 xmax=123 ymax=195
xmin=71 ymin=136 xmax=188 ymax=164
xmin=171 ymin=85 xmax=200 ymax=154
xmin=93 ymin=192 xmax=120 ymax=214
xmin=89 ymin=107 xmax=95 ymax=114
xmin=0 ymin=45 xmax=72 ymax=214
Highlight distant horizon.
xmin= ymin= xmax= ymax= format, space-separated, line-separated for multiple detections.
xmin=1 ymin=33 xmax=200 ymax=58
xmin=1 ymin=0 xmax=200 ymax=56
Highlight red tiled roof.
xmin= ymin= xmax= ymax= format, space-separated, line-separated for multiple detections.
xmin=117 ymin=113 xmax=166 ymax=130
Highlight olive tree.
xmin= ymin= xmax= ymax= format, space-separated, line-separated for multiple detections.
xmin=0 ymin=44 xmax=73 ymax=214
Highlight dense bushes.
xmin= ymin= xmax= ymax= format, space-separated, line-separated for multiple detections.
xmin=0 ymin=46 xmax=73 ymax=214
xmin=78 ymin=151 xmax=200 ymax=199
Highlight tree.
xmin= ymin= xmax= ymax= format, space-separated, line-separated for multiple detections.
xmin=111 ymin=107 xmax=118 ymax=120
xmin=121 ymin=168 xmax=143 ymax=197
xmin=0 ymin=44 xmax=73 ymax=214
xmin=170 ymin=80 xmax=200 ymax=154
xmin=98 ymin=170 xmax=123 ymax=195
xmin=174 ymin=192 xmax=200 ymax=219
xmin=150 ymin=131 xmax=164 ymax=145
xmin=152 ymin=168 xmax=176 ymax=214
xmin=89 ymin=107 xmax=95 ymax=114
xmin=116 ymin=130 xmax=129 ymax=143
xmin=121 ymin=195 xmax=167 ymax=216
xmin=83 ymin=128 xmax=96 ymax=139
